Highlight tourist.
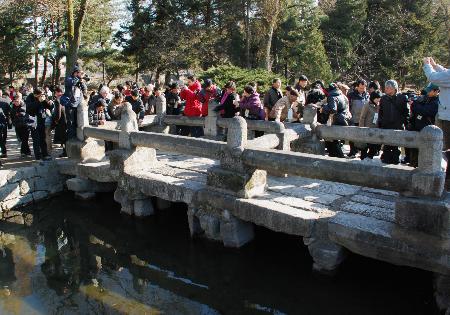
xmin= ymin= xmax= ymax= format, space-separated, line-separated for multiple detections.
xmin=0 ymin=90 xmax=12 ymax=159
xmin=180 ymin=85 xmax=203 ymax=137
xmin=44 ymin=85 xmax=53 ymax=99
xmin=125 ymin=89 xmax=145 ymax=125
xmin=359 ymin=90 xmax=383 ymax=160
xmin=368 ymin=80 xmax=381 ymax=93
xmin=52 ymin=87 xmax=68 ymax=157
xmin=423 ymin=57 xmax=450 ymax=150
xmin=43 ymin=91 xmax=56 ymax=155
xmin=152 ymin=85 xmax=166 ymax=115
xmin=378 ymin=79 xmax=409 ymax=164
xmin=64 ymin=66 xmax=87 ymax=140
xmin=347 ymin=79 xmax=369 ymax=158
xmin=142 ymin=85 xmax=154 ymax=114
xmin=187 ymin=75 xmax=202 ymax=93
xmin=269 ymin=89 xmax=300 ymax=122
xmin=25 ymin=88 xmax=51 ymax=160
xmin=215 ymin=81 xmax=240 ymax=118
xmin=123 ymin=81 xmax=132 ymax=96
xmin=321 ymin=83 xmax=352 ymax=158
xmin=294 ymin=75 xmax=309 ymax=120
xmin=11 ymin=93 xmax=31 ymax=157
xmin=88 ymin=85 xmax=110 ymax=111
xmin=263 ymin=78 xmax=283 ymax=121
xmin=108 ymin=92 xmax=125 ymax=120
xmin=306 ymin=80 xmax=327 ymax=124
xmin=8 ymin=85 xmax=16 ymax=102
xmin=166 ymin=83 xmax=182 ymax=116
xmin=408 ymin=83 xmax=440 ymax=167
xmin=198 ymin=79 xmax=220 ymax=117
xmin=89 ymin=99 xmax=110 ymax=126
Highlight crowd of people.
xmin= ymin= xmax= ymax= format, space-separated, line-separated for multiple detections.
xmin=0 ymin=56 xmax=448 ymax=169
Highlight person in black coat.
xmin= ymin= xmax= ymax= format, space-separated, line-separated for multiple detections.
xmin=25 ymin=88 xmax=52 ymax=160
xmin=11 ymin=93 xmax=31 ymax=157
xmin=408 ymin=83 xmax=440 ymax=167
xmin=125 ymin=89 xmax=145 ymax=123
xmin=215 ymin=81 xmax=240 ymax=118
xmin=0 ymin=90 xmax=12 ymax=159
xmin=52 ymin=87 xmax=68 ymax=157
xmin=378 ymin=80 xmax=409 ymax=164
xmin=321 ymin=83 xmax=352 ymax=158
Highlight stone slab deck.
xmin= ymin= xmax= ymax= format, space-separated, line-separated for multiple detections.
xmin=60 ymin=151 xmax=450 ymax=275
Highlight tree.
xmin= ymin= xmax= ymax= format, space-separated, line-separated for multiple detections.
xmin=66 ymin=0 xmax=89 ymax=76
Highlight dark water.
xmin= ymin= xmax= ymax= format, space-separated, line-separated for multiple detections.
xmin=0 ymin=193 xmax=437 ymax=315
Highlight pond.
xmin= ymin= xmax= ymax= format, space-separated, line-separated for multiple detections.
xmin=0 ymin=193 xmax=437 ymax=314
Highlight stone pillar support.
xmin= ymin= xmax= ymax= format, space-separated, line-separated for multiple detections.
xmin=434 ymin=273 xmax=450 ymax=314
xmin=204 ymin=100 xmax=219 ymax=139
xmin=303 ymin=237 xmax=347 ymax=274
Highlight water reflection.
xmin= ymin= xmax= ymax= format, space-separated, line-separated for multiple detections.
xmin=0 ymin=193 xmax=437 ymax=314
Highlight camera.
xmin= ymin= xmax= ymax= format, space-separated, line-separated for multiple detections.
xmin=82 ymin=74 xmax=91 ymax=82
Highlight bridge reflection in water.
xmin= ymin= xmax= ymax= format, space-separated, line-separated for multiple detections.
xmin=0 ymin=193 xmax=436 ymax=314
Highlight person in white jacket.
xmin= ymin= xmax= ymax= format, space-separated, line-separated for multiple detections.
xmin=423 ymin=57 xmax=450 ymax=149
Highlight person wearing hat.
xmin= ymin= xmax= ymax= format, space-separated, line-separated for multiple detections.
xmin=320 ymin=83 xmax=352 ymax=158
xmin=63 ymin=65 xmax=87 ymax=139
xmin=294 ymin=75 xmax=309 ymax=120
xmin=407 ymin=83 xmax=440 ymax=167
xmin=423 ymin=57 xmax=450 ymax=150
xmin=378 ymin=79 xmax=409 ymax=164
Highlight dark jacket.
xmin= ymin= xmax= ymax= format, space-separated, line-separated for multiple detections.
xmin=11 ymin=101 xmax=28 ymax=128
xmin=215 ymin=92 xmax=239 ymax=118
xmin=25 ymin=94 xmax=48 ymax=128
xmin=263 ymin=87 xmax=282 ymax=110
xmin=88 ymin=94 xmax=110 ymax=111
xmin=378 ymin=93 xmax=409 ymax=130
xmin=52 ymin=100 xmax=67 ymax=144
xmin=0 ymin=98 xmax=11 ymax=127
xmin=64 ymin=75 xmax=87 ymax=108
xmin=411 ymin=96 xmax=439 ymax=131
xmin=322 ymin=89 xmax=351 ymax=126
xmin=125 ymin=96 xmax=145 ymax=120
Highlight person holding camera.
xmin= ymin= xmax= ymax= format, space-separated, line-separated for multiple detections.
xmin=63 ymin=66 xmax=87 ymax=140
xmin=25 ymin=88 xmax=52 ymax=160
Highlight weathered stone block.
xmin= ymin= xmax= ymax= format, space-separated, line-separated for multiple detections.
xmin=7 ymin=167 xmax=37 ymax=183
xmin=66 ymin=177 xmax=116 ymax=193
xmin=187 ymin=208 xmax=202 ymax=236
xmin=66 ymin=138 xmax=105 ymax=162
xmin=395 ymin=195 xmax=450 ymax=238
xmin=19 ymin=180 xmax=32 ymax=196
xmin=156 ymin=198 xmax=171 ymax=210
xmin=74 ymin=192 xmax=96 ymax=200
xmin=0 ymin=183 xmax=20 ymax=201
xmin=434 ymin=274 xmax=450 ymax=313
xmin=2 ymin=194 xmax=34 ymax=211
xmin=206 ymin=166 xmax=266 ymax=198
xmin=32 ymin=191 xmax=49 ymax=202
xmin=411 ymin=171 xmax=445 ymax=198
xmin=133 ymin=199 xmax=155 ymax=217
xmin=304 ymin=237 xmax=347 ymax=274
xmin=198 ymin=211 xmax=221 ymax=241
xmin=0 ymin=170 xmax=9 ymax=186
xmin=109 ymin=147 xmax=157 ymax=177
xmin=220 ymin=213 xmax=254 ymax=248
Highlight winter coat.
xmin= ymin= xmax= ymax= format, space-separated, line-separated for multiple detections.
xmin=322 ymin=89 xmax=352 ymax=126
xmin=424 ymin=64 xmax=450 ymax=121
xmin=64 ymin=75 xmax=87 ymax=108
xmin=189 ymin=80 xmax=202 ymax=93
xmin=180 ymin=88 xmax=202 ymax=117
xmin=11 ymin=101 xmax=28 ymax=128
xmin=89 ymin=108 xmax=111 ymax=126
xmin=198 ymin=86 xmax=220 ymax=117
xmin=239 ymin=92 xmax=265 ymax=120
xmin=52 ymin=101 xmax=67 ymax=144
xmin=359 ymin=101 xmax=378 ymax=128
xmin=348 ymin=91 xmax=369 ymax=124
xmin=88 ymin=94 xmax=110 ymax=111
xmin=25 ymin=94 xmax=48 ymax=128
xmin=269 ymin=96 xmax=294 ymax=122
xmin=166 ymin=92 xmax=182 ymax=115
xmin=411 ymin=96 xmax=439 ymax=131
xmin=0 ymin=98 xmax=11 ymax=127
xmin=125 ymin=96 xmax=145 ymax=120
xmin=215 ymin=93 xmax=239 ymax=118
xmin=263 ymin=87 xmax=282 ymax=110
xmin=378 ymin=93 xmax=409 ymax=130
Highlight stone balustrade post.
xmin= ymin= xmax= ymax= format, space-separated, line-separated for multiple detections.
xmin=292 ymin=104 xmax=324 ymax=154
xmin=204 ymin=100 xmax=219 ymax=139
xmin=77 ymin=100 xmax=89 ymax=141
xmin=302 ymin=104 xmax=318 ymax=126
xmin=207 ymin=116 xmax=266 ymax=198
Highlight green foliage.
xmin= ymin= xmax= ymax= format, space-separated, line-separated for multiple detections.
xmin=199 ymin=65 xmax=283 ymax=94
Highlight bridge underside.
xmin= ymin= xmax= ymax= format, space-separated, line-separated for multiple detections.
xmin=59 ymin=152 xmax=450 ymax=277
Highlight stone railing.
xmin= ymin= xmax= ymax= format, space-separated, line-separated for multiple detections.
xmin=70 ymin=101 xmax=448 ymax=239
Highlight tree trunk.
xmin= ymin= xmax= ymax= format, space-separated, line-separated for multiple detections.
xmin=66 ymin=0 xmax=89 ymax=77
xmin=34 ymin=17 xmax=39 ymax=89
xmin=41 ymin=53 xmax=48 ymax=86
xmin=244 ymin=0 xmax=251 ymax=68
xmin=264 ymin=24 xmax=274 ymax=71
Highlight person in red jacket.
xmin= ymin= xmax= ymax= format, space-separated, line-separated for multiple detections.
xmin=180 ymin=86 xmax=203 ymax=137
xmin=187 ymin=75 xmax=202 ymax=93
xmin=198 ymin=79 xmax=221 ymax=117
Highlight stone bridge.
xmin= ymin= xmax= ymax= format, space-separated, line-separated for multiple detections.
xmin=16 ymin=99 xmax=450 ymax=310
